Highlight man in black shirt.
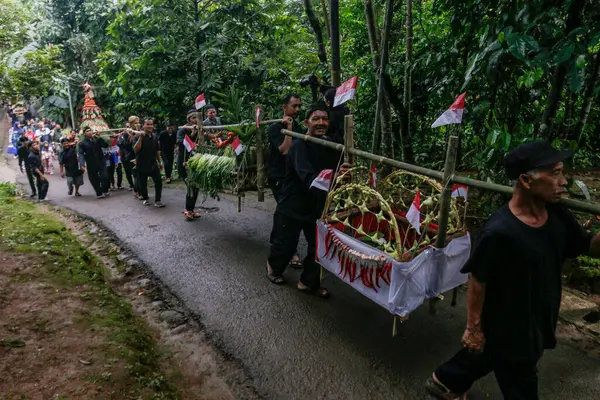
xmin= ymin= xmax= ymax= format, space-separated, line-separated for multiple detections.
xmin=323 ymin=88 xmax=349 ymax=144
xmin=118 ymin=119 xmax=138 ymax=195
xmin=18 ymin=137 xmax=36 ymax=198
xmin=59 ymin=135 xmax=84 ymax=196
xmin=28 ymin=141 xmax=49 ymax=201
xmin=134 ymin=118 xmax=165 ymax=207
xmin=78 ymin=127 xmax=110 ymax=199
xmin=266 ymin=103 xmax=347 ymax=298
xmin=427 ymin=140 xmax=600 ymax=400
xmin=158 ymin=121 xmax=177 ymax=183
xmin=176 ymin=109 xmax=198 ymax=181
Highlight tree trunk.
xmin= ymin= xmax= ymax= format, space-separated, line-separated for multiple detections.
xmin=365 ymin=0 xmax=382 ymax=154
xmin=374 ymin=0 xmax=393 ymax=158
xmin=402 ymin=0 xmax=413 ymax=161
xmin=574 ymin=53 xmax=600 ymax=145
xmin=194 ymin=0 xmax=202 ymax=87
xmin=329 ymin=0 xmax=341 ymax=86
xmin=303 ymin=0 xmax=328 ymax=64
xmin=539 ymin=0 xmax=585 ymax=138
xmin=320 ymin=0 xmax=331 ymax=41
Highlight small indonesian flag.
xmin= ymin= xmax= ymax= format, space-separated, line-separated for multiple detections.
xmin=310 ymin=169 xmax=333 ymax=191
xmin=255 ymin=106 xmax=261 ymax=127
xmin=333 ymin=76 xmax=359 ymax=107
xmin=431 ymin=92 xmax=466 ymax=128
xmin=406 ymin=191 xmax=421 ymax=234
xmin=195 ymin=93 xmax=206 ymax=110
xmin=183 ymin=134 xmax=196 ymax=152
xmin=369 ymin=162 xmax=377 ymax=188
xmin=232 ymin=136 xmax=244 ymax=155
xmin=451 ymin=184 xmax=468 ymax=199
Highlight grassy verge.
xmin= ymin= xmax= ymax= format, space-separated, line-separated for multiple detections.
xmin=0 ymin=182 xmax=183 ymax=399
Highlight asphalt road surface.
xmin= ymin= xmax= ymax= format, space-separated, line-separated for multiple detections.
xmin=5 ymin=154 xmax=600 ymax=400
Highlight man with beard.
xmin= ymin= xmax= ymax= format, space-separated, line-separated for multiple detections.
xmin=158 ymin=121 xmax=177 ymax=183
xmin=78 ymin=127 xmax=110 ymax=199
xmin=18 ymin=136 xmax=37 ymax=198
xmin=426 ymin=140 xmax=600 ymax=400
xmin=28 ymin=141 xmax=49 ymax=201
xmin=267 ymin=93 xmax=304 ymax=268
xmin=133 ymin=118 xmax=165 ymax=207
xmin=59 ymin=134 xmax=84 ymax=196
xmin=266 ymin=103 xmax=348 ymax=298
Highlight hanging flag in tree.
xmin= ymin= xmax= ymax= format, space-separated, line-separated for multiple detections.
xmin=255 ymin=106 xmax=261 ymax=127
xmin=310 ymin=169 xmax=333 ymax=191
xmin=406 ymin=191 xmax=421 ymax=234
xmin=431 ymin=92 xmax=466 ymax=128
xmin=231 ymin=136 xmax=244 ymax=155
xmin=451 ymin=184 xmax=468 ymax=199
xmin=333 ymin=76 xmax=359 ymax=107
xmin=183 ymin=134 xmax=196 ymax=152
xmin=195 ymin=93 xmax=206 ymax=110
xmin=369 ymin=162 xmax=377 ymax=188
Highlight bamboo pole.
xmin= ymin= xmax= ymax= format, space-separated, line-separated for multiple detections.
xmin=178 ymin=119 xmax=282 ymax=131
xmin=256 ymin=106 xmax=265 ymax=202
xmin=344 ymin=115 xmax=354 ymax=164
xmin=196 ymin=109 xmax=204 ymax=145
xmin=280 ymin=129 xmax=600 ymax=215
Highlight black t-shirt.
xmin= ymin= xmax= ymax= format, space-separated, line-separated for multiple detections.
xmin=277 ymin=139 xmax=341 ymax=223
xmin=267 ymin=120 xmax=303 ymax=181
xmin=59 ymin=147 xmax=83 ymax=177
xmin=78 ymin=138 xmax=104 ymax=170
xmin=462 ymin=204 xmax=592 ymax=362
xmin=28 ymin=149 xmax=43 ymax=174
xmin=134 ymin=133 xmax=159 ymax=172
xmin=158 ymin=130 xmax=176 ymax=154
xmin=118 ymin=132 xmax=135 ymax=162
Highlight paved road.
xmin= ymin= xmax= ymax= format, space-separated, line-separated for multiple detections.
xmin=4 ymin=150 xmax=600 ymax=399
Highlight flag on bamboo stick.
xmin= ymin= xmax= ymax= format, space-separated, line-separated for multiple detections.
xmin=255 ymin=106 xmax=260 ymax=127
xmin=369 ymin=162 xmax=377 ymax=188
xmin=451 ymin=184 xmax=468 ymax=199
xmin=232 ymin=136 xmax=244 ymax=155
xmin=333 ymin=76 xmax=359 ymax=107
xmin=310 ymin=169 xmax=333 ymax=191
xmin=195 ymin=93 xmax=206 ymax=110
xmin=406 ymin=191 xmax=421 ymax=234
xmin=183 ymin=134 xmax=196 ymax=152
xmin=431 ymin=92 xmax=466 ymax=128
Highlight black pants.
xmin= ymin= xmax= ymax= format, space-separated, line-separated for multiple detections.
xmin=108 ymin=162 xmax=123 ymax=188
xmin=122 ymin=160 xmax=136 ymax=191
xmin=177 ymin=146 xmax=188 ymax=180
xmin=35 ymin=175 xmax=49 ymax=200
xmin=185 ymin=184 xmax=200 ymax=212
xmin=162 ymin=151 xmax=174 ymax=179
xmin=138 ymin=167 xmax=162 ymax=202
xmin=268 ymin=178 xmax=284 ymax=203
xmin=267 ymin=212 xmax=320 ymax=289
xmin=87 ymin=166 xmax=109 ymax=196
xmin=435 ymin=347 xmax=539 ymax=399
xmin=26 ymin=167 xmax=36 ymax=194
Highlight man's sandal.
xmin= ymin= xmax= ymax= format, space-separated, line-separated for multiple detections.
xmin=288 ymin=257 xmax=303 ymax=269
xmin=183 ymin=211 xmax=195 ymax=221
xmin=425 ymin=375 xmax=468 ymax=400
xmin=266 ymin=266 xmax=285 ymax=285
xmin=297 ymin=283 xmax=330 ymax=299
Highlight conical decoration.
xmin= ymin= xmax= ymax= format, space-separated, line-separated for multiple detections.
xmin=80 ymin=82 xmax=109 ymax=132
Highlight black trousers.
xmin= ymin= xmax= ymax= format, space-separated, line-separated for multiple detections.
xmin=177 ymin=146 xmax=188 ymax=180
xmin=267 ymin=212 xmax=320 ymax=289
xmin=108 ymin=162 xmax=123 ymax=188
xmin=26 ymin=167 xmax=36 ymax=194
xmin=35 ymin=175 xmax=49 ymax=200
xmin=268 ymin=178 xmax=284 ymax=203
xmin=87 ymin=166 xmax=109 ymax=196
xmin=185 ymin=185 xmax=200 ymax=212
xmin=138 ymin=167 xmax=162 ymax=201
xmin=122 ymin=160 xmax=135 ymax=190
xmin=435 ymin=347 xmax=539 ymax=399
xmin=162 ymin=150 xmax=174 ymax=179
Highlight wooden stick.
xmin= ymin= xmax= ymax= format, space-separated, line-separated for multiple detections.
xmin=255 ymin=106 xmax=266 ymax=202
xmin=178 ymin=119 xmax=282 ymax=131
xmin=344 ymin=115 xmax=354 ymax=164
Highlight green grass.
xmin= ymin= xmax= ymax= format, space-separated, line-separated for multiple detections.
xmin=0 ymin=182 xmax=181 ymax=399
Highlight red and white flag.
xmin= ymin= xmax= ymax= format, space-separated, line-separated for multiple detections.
xmin=431 ymin=92 xmax=466 ymax=128
xmin=183 ymin=134 xmax=196 ymax=152
xmin=195 ymin=93 xmax=206 ymax=110
xmin=310 ymin=169 xmax=333 ymax=192
xmin=333 ymin=76 xmax=359 ymax=107
xmin=406 ymin=191 xmax=421 ymax=234
xmin=451 ymin=184 xmax=468 ymax=199
xmin=255 ymin=106 xmax=261 ymax=127
xmin=231 ymin=136 xmax=244 ymax=155
xmin=369 ymin=162 xmax=377 ymax=188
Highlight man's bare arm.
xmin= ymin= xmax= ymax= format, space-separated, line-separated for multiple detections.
xmin=278 ymin=135 xmax=293 ymax=155
xmin=133 ymin=135 xmax=143 ymax=153
xmin=461 ymin=274 xmax=486 ymax=352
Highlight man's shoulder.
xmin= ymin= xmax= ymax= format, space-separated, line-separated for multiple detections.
xmin=480 ymin=205 xmax=514 ymax=236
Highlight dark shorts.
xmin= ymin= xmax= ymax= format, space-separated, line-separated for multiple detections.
xmin=67 ymin=175 xmax=84 ymax=187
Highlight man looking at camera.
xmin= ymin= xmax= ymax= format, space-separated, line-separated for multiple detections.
xmin=427 ymin=140 xmax=600 ymax=400
xmin=134 ymin=118 xmax=165 ymax=208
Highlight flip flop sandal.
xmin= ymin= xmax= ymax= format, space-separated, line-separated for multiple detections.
xmin=297 ymin=285 xmax=330 ymax=299
xmin=425 ymin=376 xmax=467 ymax=400
xmin=288 ymin=258 xmax=303 ymax=269
xmin=193 ymin=212 xmax=201 ymax=218
xmin=266 ymin=266 xmax=285 ymax=285
xmin=184 ymin=211 xmax=195 ymax=221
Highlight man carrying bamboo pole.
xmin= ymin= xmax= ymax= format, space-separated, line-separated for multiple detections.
xmin=78 ymin=127 xmax=110 ymax=199
xmin=176 ymin=109 xmax=202 ymax=220
xmin=427 ymin=140 xmax=600 ymax=400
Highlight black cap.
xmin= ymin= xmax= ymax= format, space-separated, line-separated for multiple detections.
xmin=503 ymin=140 xmax=574 ymax=180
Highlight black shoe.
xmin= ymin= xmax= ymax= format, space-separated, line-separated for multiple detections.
xmin=30 ymin=193 xmax=37 ymax=198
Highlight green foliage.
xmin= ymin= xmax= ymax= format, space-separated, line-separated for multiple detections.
xmin=575 ymin=256 xmax=600 ymax=279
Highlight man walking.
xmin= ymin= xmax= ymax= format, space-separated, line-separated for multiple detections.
xmin=134 ymin=118 xmax=165 ymax=207
xmin=176 ymin=109 xmax=198 ymax=181
xmin=28 ymin=141 xmax=49 ymax=202
xmin=59 ymin=135 xmax=84 ymax=196
xmin=426 ymin=140 xmax=600 ymax=400
xmin=158 ymin=121 xmax=177 ymax=183
xmin=18 ymin=137 xmax=36 ymax=198
xmin=118 ymin=120 xmax=138 ymax=195
xmin=78 ymin=127 xmax=110 ymax=199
